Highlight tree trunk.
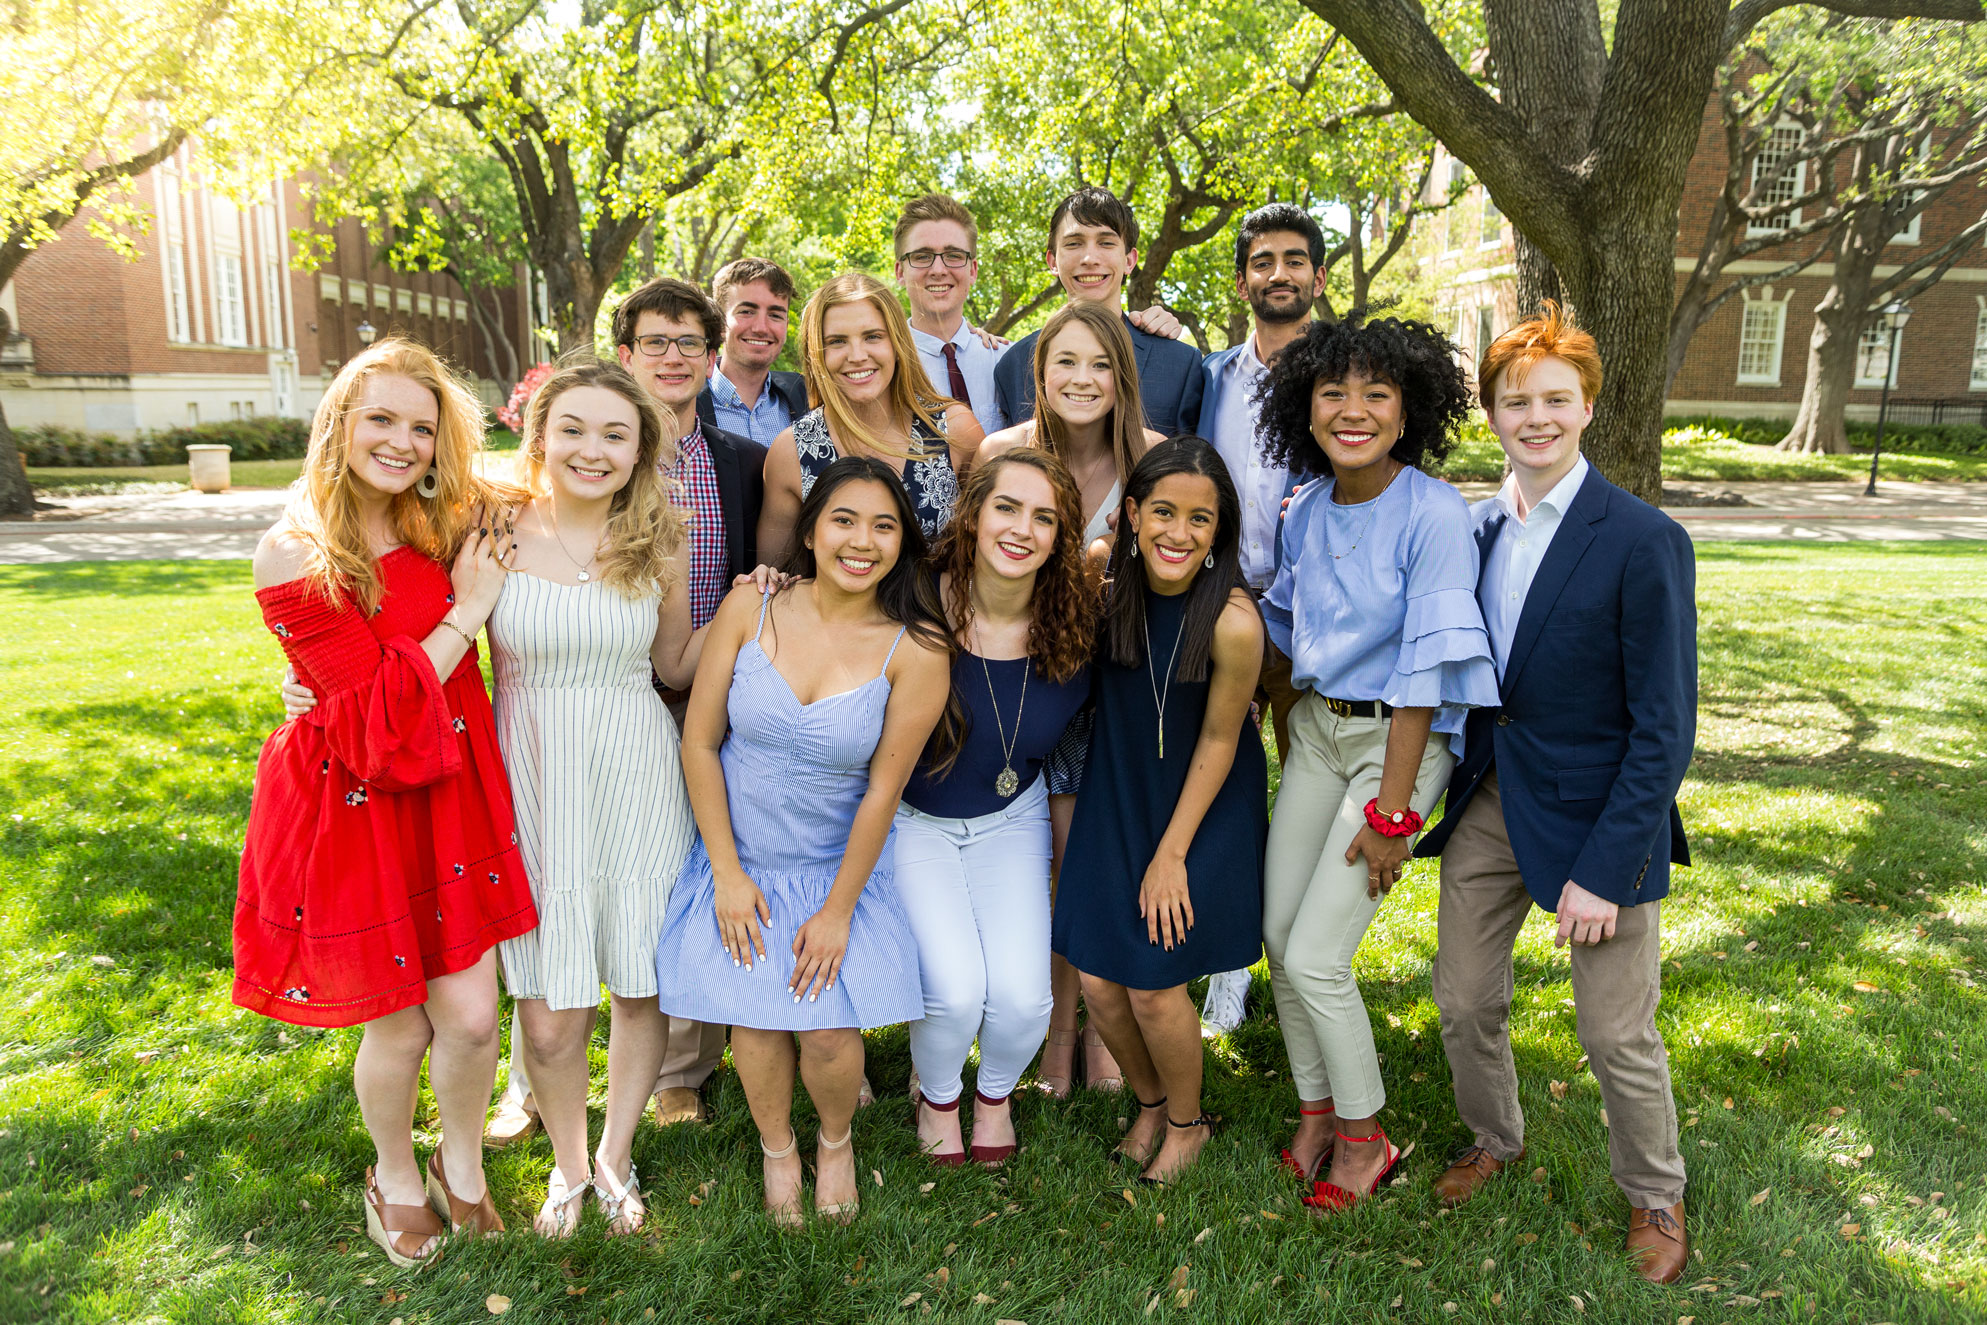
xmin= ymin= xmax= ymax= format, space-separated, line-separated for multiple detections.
xmin=1563 ymin=210 xmax=1678 ymax=497
xmin=1778 ymin=194 xmax=1887 ymax=453
xmin=0 ymin=397 xmax=32 ymax=518
xmin=465 ymin=286 xmax=521 ymax=389
xmin=1485 ymin=0 xmax=1605 ymax=315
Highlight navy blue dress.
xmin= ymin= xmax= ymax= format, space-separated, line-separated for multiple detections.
xmin=1052 ymin=586 xmax=1267 ymax=989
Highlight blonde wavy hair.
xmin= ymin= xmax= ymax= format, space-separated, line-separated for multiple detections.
xmin=799 ymin=271 xmax=950 ymax=462
xmin=288 ymin=338 xmax=497 ymax=614
xmin=513 ymin=357 xmax=686 ymax=600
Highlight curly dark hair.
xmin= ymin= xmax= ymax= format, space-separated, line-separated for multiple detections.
xmin=1254 ymin=310 xmax=1472 ymax=479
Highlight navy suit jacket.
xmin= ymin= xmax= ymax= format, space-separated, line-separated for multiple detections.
xmin=991 ymin=315 xmax=1204 ymax=435
xmin=683 ymin=404 xmax=771 ymax=581
xmin=1413 ymin=469 xmax=1696 ymax=911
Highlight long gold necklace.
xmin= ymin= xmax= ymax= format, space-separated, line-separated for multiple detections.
xmin=1144 ymin=606 xmax=1187 ymax=759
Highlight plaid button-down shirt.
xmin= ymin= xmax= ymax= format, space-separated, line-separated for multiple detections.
xmin=668 ymin=422 xmax=728 ymax=629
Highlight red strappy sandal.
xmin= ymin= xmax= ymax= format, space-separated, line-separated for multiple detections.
xmin=1280 ymin=1104 xmax=1337 ymax=1181
xmin=968 ymin=1090 xmax=1018 ymax=1167
xmin=1302 ymin=1126 xmax=1402 ymax=1212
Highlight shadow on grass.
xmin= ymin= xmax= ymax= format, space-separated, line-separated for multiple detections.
xmin=0 ymin=560 xmax=249 ymax=599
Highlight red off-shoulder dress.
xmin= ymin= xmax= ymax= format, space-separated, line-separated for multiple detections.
xmin=234 ymin=546 xmax=538 ymax=1028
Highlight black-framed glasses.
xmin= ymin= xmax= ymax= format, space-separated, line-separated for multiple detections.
xmin=900 ymin=248 xmax=975 ymax=269
xmin=632 ymin=333 xmax=709 ymax=358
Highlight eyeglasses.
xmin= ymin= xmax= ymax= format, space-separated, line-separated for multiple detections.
xmin=632 ymin=333 xmax=709 ymax=358
xmin=900 ymin=249 xmax=975 ymax=269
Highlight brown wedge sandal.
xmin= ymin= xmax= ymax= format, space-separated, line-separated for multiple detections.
xmin=363 ymin=1166 xmax=445 ymax=1269
xmin=425 ymin=1148 xmax=505 ymax=1236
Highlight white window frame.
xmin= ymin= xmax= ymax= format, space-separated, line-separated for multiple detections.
xmin=1442 ymin=158 xmax=1467 ymax=255
xmin=1891 ymin=134 xmax=1931 ymax=246
xmin=1969 ymin=301 xmax=1987 ymax=391
xmin=1479 ymin=189 xmax=1503 ymax=248
xmin=157 ymin=169 xmax=192 ymax=343
xmin=257 ymin=205 xmax=286 ymax=349
xmin=1475 ymin=305 xmax=1496 ymax=365
xmin=1736 ymin=293 xmax=1788 ymax=386
xmin=209 ymin=195 xmax=249 ymax=347
xmin=1747 ymin=123 xmax=1808 ymax=236
xmin=1854 ymin=322 xmax=1904 ymax=390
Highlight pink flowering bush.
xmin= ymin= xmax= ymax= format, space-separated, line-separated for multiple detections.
xmin=496 ymin=362 xmax=556 ymax=431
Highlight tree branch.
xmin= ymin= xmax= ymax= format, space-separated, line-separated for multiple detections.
xmin=1727 ymin=0 xmax=1984 ymax=50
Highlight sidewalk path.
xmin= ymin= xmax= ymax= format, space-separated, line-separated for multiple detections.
xmin=5 ymin=479 xmax=1987 ymax=564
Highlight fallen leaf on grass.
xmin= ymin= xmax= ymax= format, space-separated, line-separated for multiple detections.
xmin=1258 ymin=1209 xmax=1283 ymax=1221
xmin=1144 ymin=1293 xmax=1161 ymax=1316
xmin=1194 ymin=1227 xmax=1212 ymax=1244
xmin=972 ymin=1294 xmax=995 ymax=1306
xmin=1174 ymin=1289 xmax=1196 ymax=1308
xmin=1517 ymin=1233 xmax=1538 ymax=1245
xmin=1168 ymin=1266 xmax=1189 ymax=1291
xmin=565 ymin=1286 xmax=586 ymax=1296
xmin=1840 ymin=1223 xmax=1861 ymax=1238
xmin=1722 ymin=1098 xmax=1734 ymax=1110
xmin=919 ymin=1182 xmax=935 ymax=1193
xmin=943 ymin=1243 xmax=957 ymax=1256
xmin=1853 ymin=982 xmax=1881 ymax=993
xmin=1122 ymin=1188 xmax=1137 ymax=1207
xmin=1531 ymin=1168 xmax=1548 ymax=1183
xmin=1550 ymin=1080 xmax=1568 ymax=1099
xmin=929 ymin=1267 xmax=950 ymax=1287
xmin=900 ymin=1292 xmax=922 ymax=1307
xmin=1750 ymin=1189 xmax=1771 ymax=1206
xmin=1570 ymin=1294 xmax=1586 ymax=1312
xmin=1491 ymin=1293 xmax=1504 ymax=1306
xmin=485 ymin=1297 xmax=511 ymax=1315
xmin=873 ymin=1170 xmax=884 ymax=1186
xmin=1480 ymin=1258 xmax=1495 ymax=1274
xmin=728 ymin=1270 xmax=743 ymax=1282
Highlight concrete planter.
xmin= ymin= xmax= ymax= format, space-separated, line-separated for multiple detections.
xmin=186 ymin=444 xmax=232 ymax=493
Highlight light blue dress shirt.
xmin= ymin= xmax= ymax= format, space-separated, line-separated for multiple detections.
xmin=1261 ymin=465 xmax=1500 ymax=751
xmin=1206 ymin=340 xmax=1289 ymax=590
xmin=707 ymin=366 xmax=793 ymax=446
xmin=1479 ymin=456 xmax=1590 ymax=680
xmin=910 ymin=321 xmax=1003 ymax=439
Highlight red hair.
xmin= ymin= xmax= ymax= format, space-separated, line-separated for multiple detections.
xmin=1478 ymin=301 xmax=1602 ymax=403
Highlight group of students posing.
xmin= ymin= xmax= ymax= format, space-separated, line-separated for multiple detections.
xmin=235 ymin=190 xmax=1699 ymax=1286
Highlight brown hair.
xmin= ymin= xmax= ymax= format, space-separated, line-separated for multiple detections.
xmin=894 ymin=193 xmax=979 ymax=256
xmin=515 ymin=358 xmax=686 ymax=600
xmin=287 ymin=338 xmax=499 ymax=614
xmin=1046 ymin=186 xmax=1138 ymax=254
xmin=1478 ymin=300 xmax=1603 ymax=403
xmin=1030 ymin=301 xmax=1147 ymax=487
xmin=712 ymin=257 xmax=797 ymax=313
xmin=931 ymin=448 xmax=1097 ymax=686
xmin=798 ymin=272 xmax=951 ymax=462
xmin=612 ymin=277 xmax=723 ymax=351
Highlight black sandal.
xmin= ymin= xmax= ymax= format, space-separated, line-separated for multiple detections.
xmin=1112 ymin=1095 xmax=1168 ymax=1164
xmin=1139 ymin=1112 xmax=1219 ymax=1186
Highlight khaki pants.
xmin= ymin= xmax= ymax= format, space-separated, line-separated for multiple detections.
xmin=1263 ymin=692 xmax=1453 ymax=1116
xmin=1431 ymin=770 xmax=1686 ymax=1209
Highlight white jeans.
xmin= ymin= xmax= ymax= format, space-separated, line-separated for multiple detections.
xmin=894 ymin=777 xmax=1054 ymax=1104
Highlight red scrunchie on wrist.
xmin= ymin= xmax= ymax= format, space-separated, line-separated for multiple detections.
xmin=1363 ymin=798 xmax=1424 ymax=838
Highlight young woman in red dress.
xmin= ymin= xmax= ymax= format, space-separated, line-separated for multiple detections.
xmin=237 ymin=338 xmax=536 ymax=1268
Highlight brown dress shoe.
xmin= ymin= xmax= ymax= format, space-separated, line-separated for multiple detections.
xmin=1626 ymin=1201 xmax=1688 ymax=1283
xmin=1431 ymin=1144 xmax=1523 ymax=1208
xmin=651 ymin=1086 xmax=706 ymax=1127
xmin=483 ymin=1097 xmax=540 ymax=1149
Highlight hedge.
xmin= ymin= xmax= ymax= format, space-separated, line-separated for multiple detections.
xmin=1666 ymin=414 xmax=1987 ymax=456
xmin=15 ymin=416 xmax=312 ymax=467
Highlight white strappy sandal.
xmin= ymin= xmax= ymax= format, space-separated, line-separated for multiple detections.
xmin=592 ymin=1157 xmax=644 ymax=1236
xmin=532 ymin=1165 xmax=590 ymax=1238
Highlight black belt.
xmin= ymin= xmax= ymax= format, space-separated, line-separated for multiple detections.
xmin=1319 ymin=696 xmax=1393 ymax=719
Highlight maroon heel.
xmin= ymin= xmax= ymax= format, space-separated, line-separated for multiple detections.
xmin=913 ymin=1089 xmax=967 ymax=1166
xmin=967 ymin=1090 xmax=1018 ymax=1167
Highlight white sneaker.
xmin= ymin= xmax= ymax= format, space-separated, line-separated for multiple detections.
xmin=1200 ymin=968 xmax=1251 ymax=1037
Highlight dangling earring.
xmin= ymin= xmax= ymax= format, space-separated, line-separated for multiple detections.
xmin=1129 ymin=537 xmax=1139 ymax=558
xmin=416 ymin=471 xmax=439 ymax=498
xmin=1203 ymin=552 xmax=1214 ymax=569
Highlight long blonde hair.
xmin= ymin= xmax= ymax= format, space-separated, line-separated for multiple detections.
xmin=1031 ymin=301 xmax=1147 ymax=488
xmin=799 ymin=271 xmax=950 ymax=461
xmin=514 ymin=358 xmax=686 ymax=599
xmin=288 ymin=338 xmax=495 ymax=614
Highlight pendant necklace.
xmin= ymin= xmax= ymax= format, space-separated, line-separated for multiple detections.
xmin=979 ymin=649 xmax=1029 ymax=798
xmin=547 ymin=503 xmax=597 ymax=582
xmin=1144 ymin=604 xmax=1187 ymax=759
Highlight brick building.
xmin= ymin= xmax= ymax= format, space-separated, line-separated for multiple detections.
xmin=0 ymin=141 xmax=535 ymax=436
xmin=1422 ymin=97 xmax=1987 ymax=422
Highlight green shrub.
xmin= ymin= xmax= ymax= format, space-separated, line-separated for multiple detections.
xmin=1665 ymin=413 xmax=1987 ymax=456
xmin=14 ymin=416 xmax=310 ymax=467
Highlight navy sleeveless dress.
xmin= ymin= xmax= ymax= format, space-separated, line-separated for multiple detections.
xmin=792 ymin=407 xmax=960 ymax=540
xmin=1052 ymin=586 xmax=1267 ymax=990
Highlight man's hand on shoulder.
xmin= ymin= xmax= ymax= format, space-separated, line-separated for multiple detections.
xmin=1127 ymin=305 xmax=1184 ymax=341
xmin=1554 ymin=880 xmax=1619 ymax=948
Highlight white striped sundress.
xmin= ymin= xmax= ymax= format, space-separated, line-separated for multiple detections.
xmin=490 ymin=572 xmax=695 ymax=1010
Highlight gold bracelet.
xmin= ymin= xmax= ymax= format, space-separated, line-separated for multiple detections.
xmin=439 ymin=616 xmax=477 ymax=646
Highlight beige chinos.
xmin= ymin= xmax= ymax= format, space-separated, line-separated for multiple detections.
xmin=1431 ymin=770 xmax=1686 ymax=1209
xmin=1263 ymin=692 xmax=1453 ymax=1116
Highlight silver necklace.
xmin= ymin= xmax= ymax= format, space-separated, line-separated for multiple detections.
xmin=546 ymin=504 xmax=597 ymax=582
xmin=1143 ymin=606 xmax=1187 ymax=759
xmin=979 ymin=651 xmax=1029 ymax=798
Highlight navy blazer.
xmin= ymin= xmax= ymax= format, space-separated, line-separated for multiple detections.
xmin=1413 ymin=469 xmax=1696 ymax=911
xmin=681 ymin=407 xmax=771 ymax=582
xmin=991 ymin=315 xmax=1204 ymax=435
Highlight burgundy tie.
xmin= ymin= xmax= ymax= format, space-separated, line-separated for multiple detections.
xmin=941 ymin=342 xmax=972 ymax=408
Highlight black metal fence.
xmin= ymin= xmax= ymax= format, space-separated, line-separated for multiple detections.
xmin=1878 ymin=398 xmax=1987 ymax=427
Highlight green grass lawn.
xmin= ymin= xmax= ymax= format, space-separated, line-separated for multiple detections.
xmin=26 ymin=460 xmax=308 ymax=496
xmin=1 ymin=549 xmax=1982 ymax=1324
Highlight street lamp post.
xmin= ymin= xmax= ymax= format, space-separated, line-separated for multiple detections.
xmin=356 ymin=320 xmax=377 ymax=348
xmin=1864 ymin=299 xmax=1912 ymax=498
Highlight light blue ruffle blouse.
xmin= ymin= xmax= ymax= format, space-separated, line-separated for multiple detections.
xmin=1261 ymin=464 xmax=1500 ymax=754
